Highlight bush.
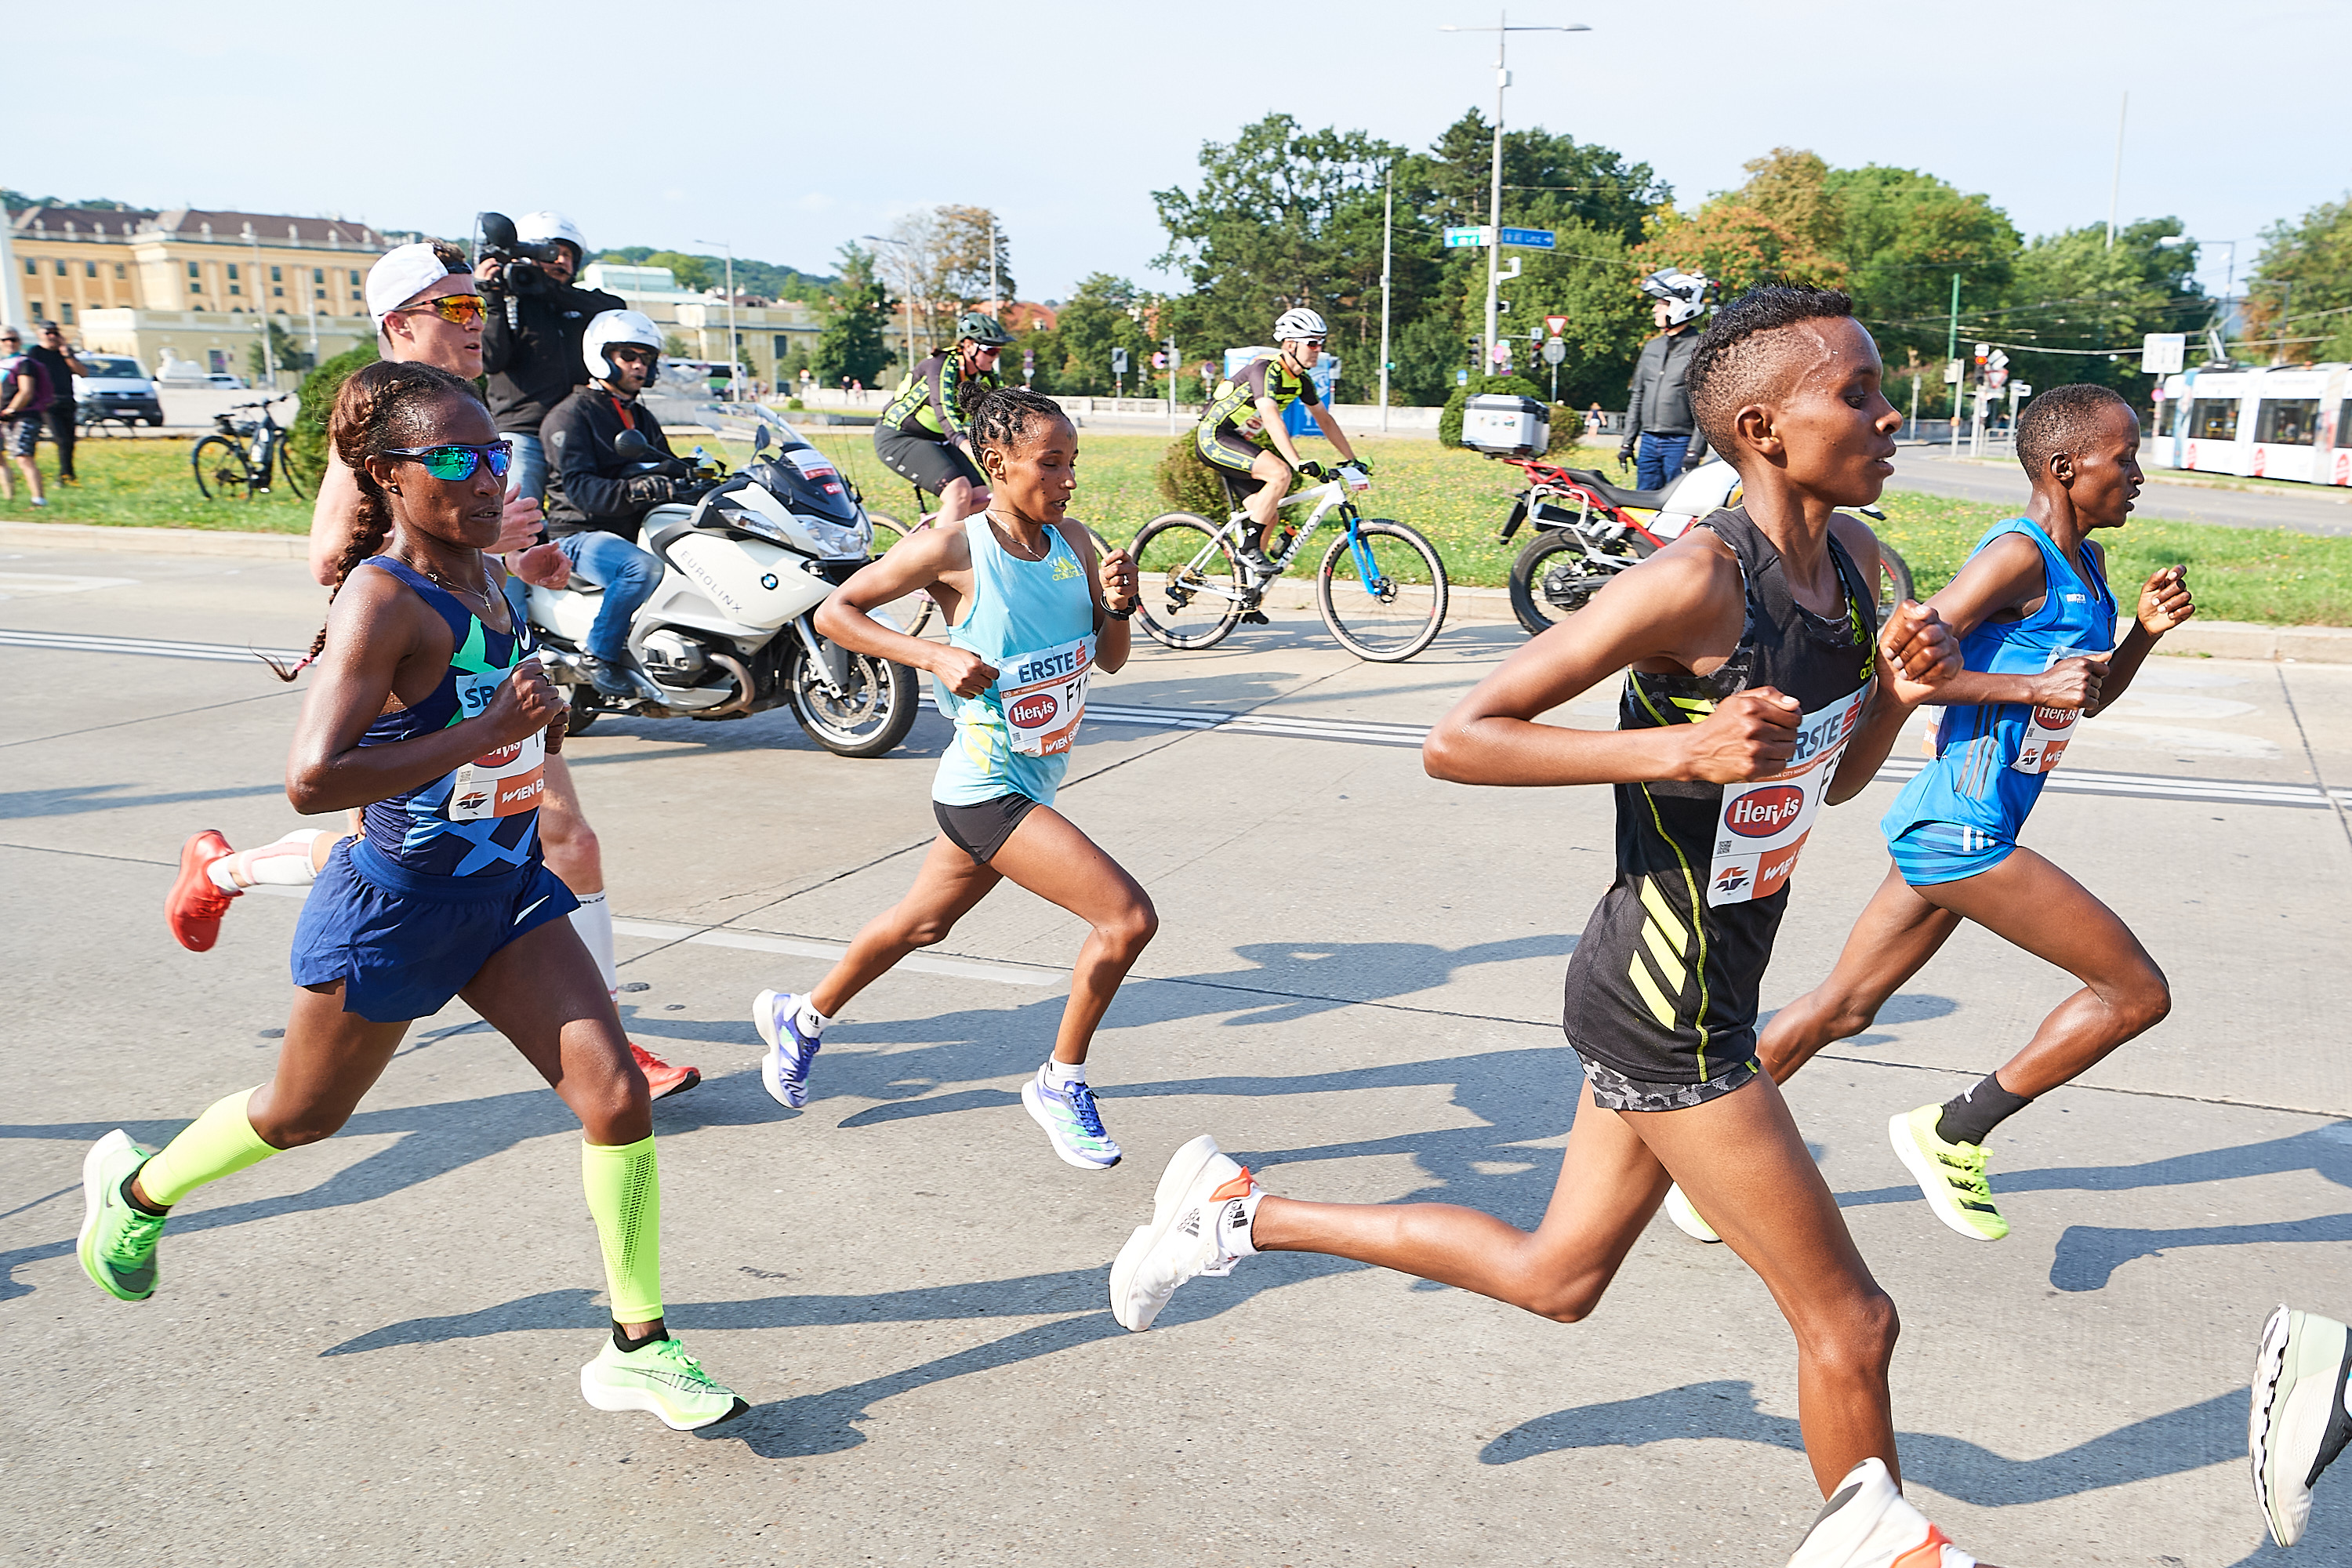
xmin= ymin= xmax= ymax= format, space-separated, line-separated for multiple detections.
xmin=1438 ymin=374 xmax=1542 ymax=447
xmin=1154 ymin=434 xmax=1233 ymax=517
xmin=290 ymin=342 xmax=380 ymax=477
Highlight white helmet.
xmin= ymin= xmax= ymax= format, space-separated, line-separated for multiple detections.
xmin=516 ymin=209 xmax=587 ymax=263
xmin=583 ymin=309 xmax=662 ymax=383
xmin=1640 ymin=268 xmax=1711 ymax=327
xmin=1273 ymin=307 xmax=1328 ymax=343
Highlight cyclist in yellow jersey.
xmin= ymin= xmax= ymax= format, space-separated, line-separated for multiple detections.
xmin=875 ymin=311 xmax=1012 ymax=528
xmin=1193 ymin=308 xmax=1370 ymax=577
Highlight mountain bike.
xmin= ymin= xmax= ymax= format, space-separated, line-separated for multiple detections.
xmin=191 ymin=394 xmax=307 ymax=500
xmin=1495 ymin=456 xmax=1912 ymax=637
xmin=1131 ymin=463 xmax=1449 ymax=662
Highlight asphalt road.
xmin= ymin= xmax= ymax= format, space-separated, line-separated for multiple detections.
xmin=5 ymin=540 xmax=2351 ymax=1566
xmin=1889 ymin=449 xmax=2352 ymax=537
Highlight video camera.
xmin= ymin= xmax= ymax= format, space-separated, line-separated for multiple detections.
xmin=474 ymin=211 xmax=567 ymax=296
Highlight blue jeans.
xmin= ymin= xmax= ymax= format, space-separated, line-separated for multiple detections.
xmin=500 ymin=430 xmax=549 ymax=504
xmin=1635 ymin=432 xmax=1692 ymax=492
xmin=556 ymin=530 xmax=662 ymax=662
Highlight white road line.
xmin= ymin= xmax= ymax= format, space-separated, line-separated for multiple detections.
xmin=611 ymin=917 xmax=1062 ymax=986
xmin=20 ymin=626 xmax=2352 ymax=811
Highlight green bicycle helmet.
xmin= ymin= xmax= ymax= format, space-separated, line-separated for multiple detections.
xmin=956 ymin=311 xmax=1014 ymax=347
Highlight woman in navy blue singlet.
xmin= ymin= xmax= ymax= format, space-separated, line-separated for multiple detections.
xmin=1755 ymin=385 xmax=2197 ymax=1245
xmin=73 ymin=362 xmax=744 ymax=1431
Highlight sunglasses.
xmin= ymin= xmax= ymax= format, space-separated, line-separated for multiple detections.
xmin=607 ymin=346 xmax=658 ymax=366
xmin=379 ymin=441 xmax=514 ymax=482
xmin=393 ymin=294 xmax=488 ymax=328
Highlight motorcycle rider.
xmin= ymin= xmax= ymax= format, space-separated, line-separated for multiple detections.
xmin=478 ymin=211 xmax=624 ymax=504
xmin=1193 ymin=308 xmax=1367 ymax=579
xmin=539 ymin=310 xmax=679 ymax=703
xmin=873 ymin=312 xmax=1011 ymax=529
xmin=1618 ymin=269 xmax=1712 ymax=492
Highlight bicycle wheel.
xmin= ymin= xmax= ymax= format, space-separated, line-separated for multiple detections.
xmin=1875 ymin=542 xmax=1915 ymax=623
xmin=862 ymin=510 xmax=936 ymax=637
xmin=1131 ymin=512 xmax=1244 ymax=650
xmin=191 ymin=434 xmax=251 ymax=500
xmin=1316 ymin=518 xmax=1449 ymax=662
xmin=1508 ymin=528 xmax=1653 ymax=637
xmin=275 ymin=437 xmax=310 ymax=500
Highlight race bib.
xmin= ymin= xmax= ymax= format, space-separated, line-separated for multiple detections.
xmin=2013 ymin=647 xmax=2088 ymax=775
xmin=998 ymin=636 xmax=1092 ymax=758
xmin=447 ymin=667 xmax=546 ymax=821
xmin=1707 ymin=684 xmax=1870 ymax=906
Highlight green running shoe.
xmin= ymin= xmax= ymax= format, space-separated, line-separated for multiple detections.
xmin=1889 ymin=1105 xmax=2008 ymax=1241
xmin=78 ymin=1129 xmax=165 ymax=1301
xmin=580 ymin=1334 xmax=748 ymax=1431
xmin=2252 ymin=1305 xmax=2352 ymax=1548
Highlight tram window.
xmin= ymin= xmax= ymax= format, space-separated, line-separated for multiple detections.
xmin=2338 ymin=401 xmax=2351 ymax=448
xmin=2190 ymin=399 xmax=2240 ymax=441
xmin=2256 ymin=399 xmax=2320 ymax=445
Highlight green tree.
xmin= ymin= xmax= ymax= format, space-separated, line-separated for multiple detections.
xmin=2245 ymin=196 xmax=2352 ymax=362
xmin=245 ymin=319 xmax=315 ymax=383
xmin=813 ymin=243 xmax=892 ymax=388
xmin=1033 ymin=275 xmax=1160 ymax=397
xmin=638 ymin=250 xmax=715 ymax=291
xmin=290 ymin=341 xmax=379 ymax=476
xmin=1998 ymin=218 xmax=2205 ymax=399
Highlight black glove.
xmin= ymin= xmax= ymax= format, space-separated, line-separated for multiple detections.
xmin=1681 ymin=447 xmax=1706 ymax=473
xmin=621 ymin=473 xmax=678 ymax=507
xmin=1617 ymin=440 xmax=1635 ymax=466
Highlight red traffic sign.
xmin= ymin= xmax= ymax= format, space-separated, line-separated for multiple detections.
xmin=1544 ymin=315 xmax=1569 ymax=338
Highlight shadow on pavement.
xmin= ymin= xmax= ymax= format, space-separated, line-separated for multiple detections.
xmin=0 ymin=780 xmax=289 ymax=819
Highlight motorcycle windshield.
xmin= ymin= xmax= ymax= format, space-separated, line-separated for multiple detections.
xmin=752 ymin=448 xmax=859 ymax=524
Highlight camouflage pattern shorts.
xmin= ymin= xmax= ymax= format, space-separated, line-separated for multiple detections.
xmin=1574 ymin=1051 xmax=1760 ymax=1113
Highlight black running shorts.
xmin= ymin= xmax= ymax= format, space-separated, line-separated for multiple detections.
xmin=875 ymin=422 xmax=985 ymax=497
xmin=934 ymin=793 xmax=1040 ymax=866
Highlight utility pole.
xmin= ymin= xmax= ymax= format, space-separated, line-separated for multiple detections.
xmin=1441 ymin=14 xmax=1588 ymax=374
xmin=1379 ymin=168 xmax=1393 ymax=433
xmin=1166 ymin=334 xmax=1178 ymax=435
xmin=696 ymin=238 xmax=740 ymax=398
xmin=2106 ymin=92 xmax=2128 ymax=249
xmin=1946 ymin=273 xmax=1962 ymax=420
xmin=989 ymin=212 xmax=999 ymax=310
xmin=245 ymin=225 xmax=275 ymax=390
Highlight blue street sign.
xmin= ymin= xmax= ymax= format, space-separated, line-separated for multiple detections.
xmin=1499 ymin=227 xmax=1556 ymax=250
xmin=1443 ymin=226 xmax=1490 ymax=249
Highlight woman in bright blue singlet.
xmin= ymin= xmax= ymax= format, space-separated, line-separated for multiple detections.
xmin=1754 ymin=386 xmax=2197 ymax=1246
xmin=746 ymin=389 xmax=1155 ymax=1173
xmin=72 ymin=362 xmax=745 ymax=1432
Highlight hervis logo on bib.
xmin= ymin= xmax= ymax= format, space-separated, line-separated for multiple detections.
xmin=1726 ymin=785 xmax=1805 ymax=838
xmin=2031 ymin=706 xmax=2079 ymax=730
xmin=1008 ymin=691 xmax=1059 ymax=728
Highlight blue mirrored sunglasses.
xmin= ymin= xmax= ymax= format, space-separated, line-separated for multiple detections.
xmin=380 ymin=441 xmax=514 ymax=482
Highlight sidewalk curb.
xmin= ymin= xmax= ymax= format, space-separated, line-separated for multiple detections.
xmin=7 ymin=520 xmax=2351 ymax=659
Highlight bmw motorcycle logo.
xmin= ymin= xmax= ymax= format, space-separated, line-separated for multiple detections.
xmin=760 ymin=573 xmax=779 ymax=590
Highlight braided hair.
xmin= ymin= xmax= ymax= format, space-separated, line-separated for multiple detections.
xmin=274 ymin=360 xmax=489 ymax=679
xmin=968 ymin=386 xmax=1071 ymax=478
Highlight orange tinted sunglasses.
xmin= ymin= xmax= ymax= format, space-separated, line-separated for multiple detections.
xmin=394 ymin=294 xmax=487 ymax=328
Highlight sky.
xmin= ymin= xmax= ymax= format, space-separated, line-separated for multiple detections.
xmin=31 ymin=0 xmax=2349 ymax=304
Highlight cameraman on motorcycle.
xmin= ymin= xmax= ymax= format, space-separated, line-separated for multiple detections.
xmin=478 ymin=210 xmax=624 ymax=503
xmin=873 ymin=311 xmax=1011 ymax=529
xmin=539 ymin=310 xmax=678 ymax=702
xmin=1617 ymin=269 xmax=1711 ymax=493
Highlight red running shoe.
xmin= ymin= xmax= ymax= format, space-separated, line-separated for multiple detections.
xmin=630 ymin=1042 xmax=701 ymax=1100
xmin=166 ymin=830 xmax=239 ymax=952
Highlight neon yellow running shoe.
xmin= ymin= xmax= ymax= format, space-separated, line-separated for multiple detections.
xmin=78 ymin=1129 xmax=166 ymax=1301
xmin=580 ymin=1334 xmax=747 ymax=1431
xmin=1888 ymin=1105 xmax=2008 ymax=1241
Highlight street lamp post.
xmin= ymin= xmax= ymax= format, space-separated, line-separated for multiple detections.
xmin=1440 ymin=13 xmax=1588 ymax=375
xmin=859 ymin=233 xmax=916 ymax=386
xmin=695 ymin=238 xmax=738 ymax=399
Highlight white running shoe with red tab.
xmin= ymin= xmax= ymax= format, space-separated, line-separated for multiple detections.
xmin=1785 ymin=1457 xmax=1976 ymax=1567
xmin=1109 ymin=1134 xmax=1258 ymax=1332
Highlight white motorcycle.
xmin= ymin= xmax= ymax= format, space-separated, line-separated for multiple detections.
xmin=527 ymin=423 xmax=920 ymax=758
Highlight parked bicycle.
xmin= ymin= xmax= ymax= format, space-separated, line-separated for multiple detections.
xmin=1494 ymin=456 xmax=1911 ymax=637
xmin=1131 ymin=463 xmax=1450 ymax=662
xmin=192 ymin=394 xmax=307 ymax=501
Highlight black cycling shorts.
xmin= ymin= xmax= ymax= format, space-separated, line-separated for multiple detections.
xmin=876 ymin=422 xmax=985 ymax=497
xmin=934 ymin=793 xmax=1040 ymax=866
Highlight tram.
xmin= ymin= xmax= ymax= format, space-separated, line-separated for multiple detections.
xmin=2150 ymin=362 xmax=2352 ymax=485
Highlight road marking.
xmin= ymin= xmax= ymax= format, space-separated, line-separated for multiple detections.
xmin=16 ymin=626 xmax=2349 ymax=811
xmin=610 ymin=917 xmax=1062 ymax=986
xmin=0 ymin=572 xmax=138 ymax=600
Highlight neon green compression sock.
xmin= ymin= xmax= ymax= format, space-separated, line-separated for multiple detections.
xmin=582 ymin=1135 xmax=662 ymax=1324
xmin=140 ymin=1087 xmax=278 ymax=1207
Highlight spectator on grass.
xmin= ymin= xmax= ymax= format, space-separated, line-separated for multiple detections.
xmin=0 ymin=327 xmax=51 ymax=505
xmin=28 ymin=323 xmax=90 ymax=485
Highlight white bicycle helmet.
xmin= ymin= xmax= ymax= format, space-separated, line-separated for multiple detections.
xmin=1639 ymin=269 xmax=1711 ymax=327
xmin=583 ymin=309 xmax=662 ymax=383
xmin=1273 ymin=307 xmax=1328 ymax=343
xmin=516 ymin=209 xmax=588 ymax=263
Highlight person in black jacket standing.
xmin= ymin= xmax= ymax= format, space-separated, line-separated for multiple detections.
xmin=1619 ymin=269 xmax=1712 ymax=492
xmin=28 ymin=323 xmax=90 ymax=484
xmin=541 ymin=310 xmax=677 ymax=702
xmin=477 ymin=211 xmax=623 ymax=503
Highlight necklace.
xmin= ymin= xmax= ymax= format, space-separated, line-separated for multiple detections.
xmin=986 ymin=511 xmax=1052 ymax=562
xmin=402 ymin=551 xmax=495 ymax=606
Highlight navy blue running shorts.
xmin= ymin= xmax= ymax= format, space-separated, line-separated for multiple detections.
xmin=290 ymin=837 xmax=579 ymax=1022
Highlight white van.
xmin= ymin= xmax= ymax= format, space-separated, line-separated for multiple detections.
xmin=74 ymin=354 xmax=165 ymax=427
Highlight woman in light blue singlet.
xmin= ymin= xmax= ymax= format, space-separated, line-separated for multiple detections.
xmin=1752 ymin=386 xmax=2198 ymax=1245
xmin=749 ymin=388 xmax=1155 ymax=1173
xmin=73 ymin=362 xmax=745 ymax=1430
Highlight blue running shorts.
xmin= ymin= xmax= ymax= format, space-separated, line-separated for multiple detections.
xmin=290 ymin=837 xmax=579 ymax=1022
xmin=1887 ymin=820 xmax=2015 ymax=887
